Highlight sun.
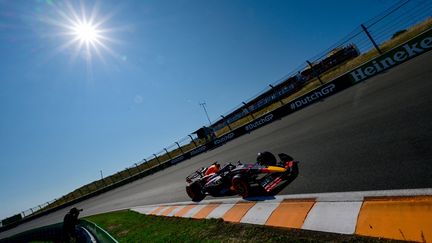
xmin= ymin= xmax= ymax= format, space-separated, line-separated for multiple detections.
xmin=39 ymin=1 xmax=120 ymax=65
xmin=72 ymin=21 xmax=101 ymax=44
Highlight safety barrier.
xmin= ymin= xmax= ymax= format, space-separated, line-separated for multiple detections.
xmin=0 ymin=220 xmax=118 ymax=243
xmin=79 ymin=219 xmax=119 ymax=243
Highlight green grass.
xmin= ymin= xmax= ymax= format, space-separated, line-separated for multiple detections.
xmin=85 ymin=210 xmax=400 ymax=243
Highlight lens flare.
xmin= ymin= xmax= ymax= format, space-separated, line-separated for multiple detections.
xmin=39 ymin=0 xmax=120 ymax=66
xmin=72 ymin=22 xmax=100 ymax=44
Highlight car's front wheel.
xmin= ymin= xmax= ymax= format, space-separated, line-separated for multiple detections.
xmin=186 ymin=182 xmax=205 ymax=202
xmin=232 ymin=177 xmax=249 ymax=198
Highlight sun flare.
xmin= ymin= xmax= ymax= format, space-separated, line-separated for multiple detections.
xmin=40 ymin=1 xmax=120 ymax=65
xmin=72 ymin=21 xmax=100 ymax=44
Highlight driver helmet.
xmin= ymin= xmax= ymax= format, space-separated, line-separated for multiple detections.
xmin=256 ymin=151 xmax=277 ymax=166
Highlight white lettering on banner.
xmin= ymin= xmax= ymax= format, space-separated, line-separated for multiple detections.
xmin=245 ymin=114 xmax=274 ymax=131
xmin=421 ymin=37 xmax=432 ymax=48
xmin=290 ymin=84 xmax=336 ymax=110
xmin=214 ymin=133 xmax=235 ymax=145
xmin=190 ymin=146 xmax=207 ymax=156
xmin=350 ymin=34 xmax=432 ymax=83
xmin=393 ymin=51 xmax=407 ymax=62
xmin=171 ymin=156 xmax=185 ymax=164
xmin=225 ymin=83 xmax=295 ymax=126
xmin=403 ymin=43 xmax=423 ymax=57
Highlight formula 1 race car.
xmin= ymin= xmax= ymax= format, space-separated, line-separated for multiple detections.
xmin=185 ymin=152 xmax=299 ymax=201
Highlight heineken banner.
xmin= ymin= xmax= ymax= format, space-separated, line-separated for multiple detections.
xmin=349 ymin=28 xmax=432 ymax=84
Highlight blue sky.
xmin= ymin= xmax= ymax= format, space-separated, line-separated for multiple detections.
xmin=0 ymin=0 xmax=397 ymax=219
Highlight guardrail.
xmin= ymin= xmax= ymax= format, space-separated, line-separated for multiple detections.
xmin=79 ymin=219 xmax=119 ymax=243
xmin=2 ymin=0 xmax=432 ymax=230
xmin=0 ymin=219 xmax=118 ymax=243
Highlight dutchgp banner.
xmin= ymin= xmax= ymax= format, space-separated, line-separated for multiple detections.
xmin=170 ymin=27 xmax=432 ymax=166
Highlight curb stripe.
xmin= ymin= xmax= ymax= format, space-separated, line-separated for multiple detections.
xmin=131 ymin=206 xmax=157 ymax=215
xmin=356 ymin=196 xmax=432 ymax=242
xmin=206 ymin=203 xmax=236 ymax=219
xmin=160 ymin=206 xmax=178 ymax=216
xmin=184 ymin=205 xmax=207 ymax=218
xmin=240 ymin=201 xmax=281 ymax=225
xmin=223 ymin=202 xmax=256 ymax=222
xmin=302 ymin=201 xmax=362 ymax=234
xmin=193 ymin=203 xmax=221 ymax=219
xmin=150 ymin=206 xmax=165 ymax=215
xmin=156 ymin=207 xmax=169 ymax=216
xmin=174 ymin=205 xmax=196 ymax=217
xmin=265 ymin=199 xmax=315 ymax=228
xmin=167 ymin=205 xmax=185 ymax=217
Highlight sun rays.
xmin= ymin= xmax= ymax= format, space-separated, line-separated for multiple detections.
xmin=39 ymin=0 xmax=121 ymax=70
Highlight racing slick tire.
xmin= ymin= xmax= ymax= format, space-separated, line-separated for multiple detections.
xmin=232 ymin=177 xmax=249 ymax=198
xmin=186 ymin=182 xmax=205 ymax=202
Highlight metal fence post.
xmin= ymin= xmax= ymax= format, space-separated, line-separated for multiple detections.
xmin=242 ymin=102 xmax=255 ymax=119
xmin=143 ymin=159 xmax=150 ymax=169
xmin=269 ymin=85 xmax=284 ymax=105
xmin=153 ymin=154 xmax=161 ymax=165
xmin=220 ymin=115 xmax=232 ymax=131
xmin=361 ymin=24 xmax=382 ymax=54
xmin=188 ymin=135 xmax=198 ymax=147
xmin=125 ymin=167 xmax=133 ymax=177
xmin=164 ymin=148 xmax=172 ymax=160
xmin=175 ymin=142 xmax=185 ymax=155
xmin=134 ymin=163 xmax=141 ymax=172
xmin=306 ymin=60 xmax=324 ymax=85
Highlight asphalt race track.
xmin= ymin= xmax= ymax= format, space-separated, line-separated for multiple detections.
xmin=1 ymin=51 xmax=432 ymax=239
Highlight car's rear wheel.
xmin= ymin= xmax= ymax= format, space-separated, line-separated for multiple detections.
xmin=232 ymin=177 xmax=249 ymax=198
xmin=186 ymin=182 xmax=205 ymax=202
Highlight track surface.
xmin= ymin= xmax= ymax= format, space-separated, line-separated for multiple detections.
xmin=2 ymin=51 xmax=432 ymax=239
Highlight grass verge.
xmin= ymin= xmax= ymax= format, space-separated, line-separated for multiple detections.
xmin=85 ymin=210 xmax=402 ymax=243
